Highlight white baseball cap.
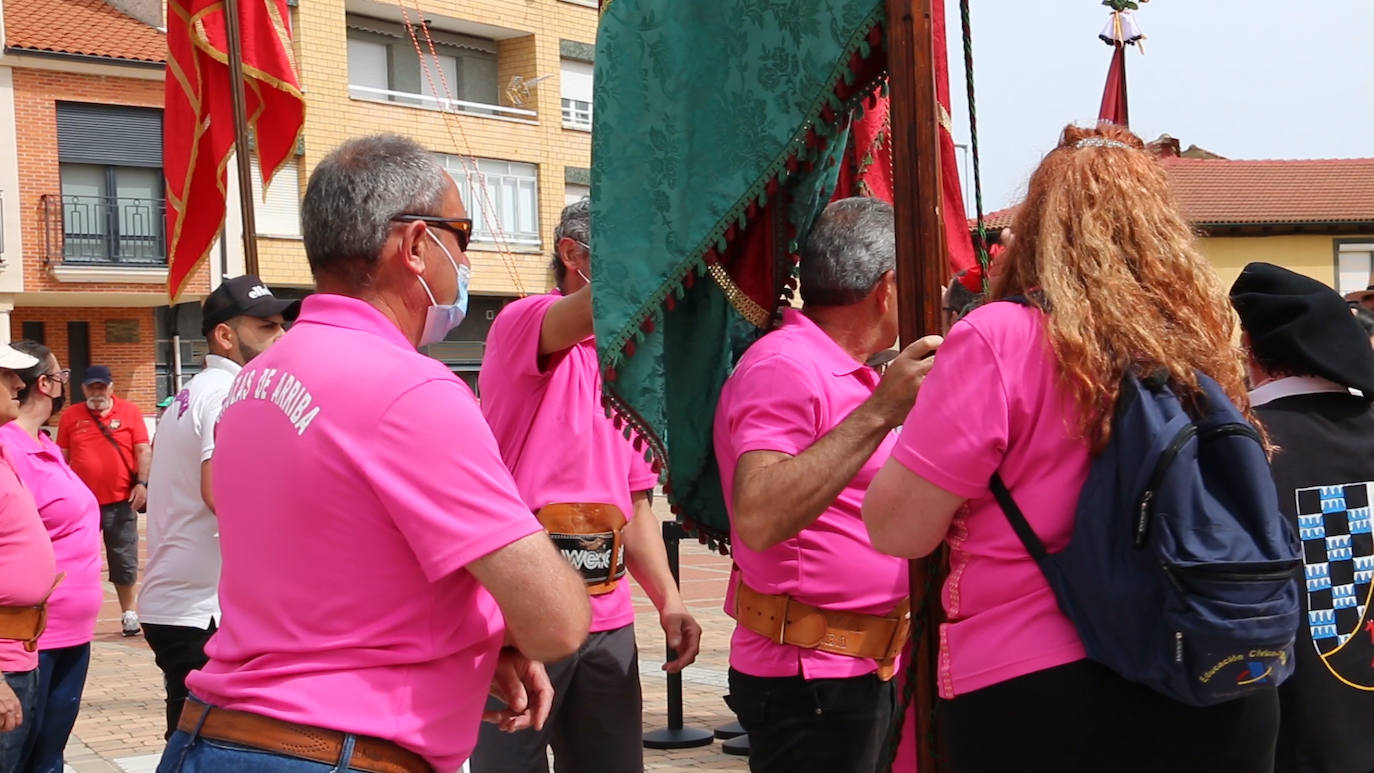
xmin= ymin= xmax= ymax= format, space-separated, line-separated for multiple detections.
xmin=0 ymin=345 xmax=39 ymax=371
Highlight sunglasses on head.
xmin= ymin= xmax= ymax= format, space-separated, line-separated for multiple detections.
xmin=391 ymin=215 xmax=473 ymax=252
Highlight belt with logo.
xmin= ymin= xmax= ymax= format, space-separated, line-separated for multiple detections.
xmin=536 ymin=503 xmax=628 ymax=596
xmin=178 ymin=700 xmax=431 ymax=773
xmin=0 ymin=574 xmax=64 ymax=652
xmin=728 ymin=568 xmax=911 ymax=681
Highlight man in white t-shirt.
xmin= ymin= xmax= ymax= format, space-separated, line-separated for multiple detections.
xmin=138 ymin=275 xmax=298 ymax=739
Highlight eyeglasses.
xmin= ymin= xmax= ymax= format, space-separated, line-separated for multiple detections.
xmin=391 ymin=215 xmax=473 ymax=252
xmin=43 ymin=369 xmax=70 ymax=384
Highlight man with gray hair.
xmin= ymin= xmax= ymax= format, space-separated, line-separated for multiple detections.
xmin=157 ymin=134 xmax=591 ymax=773
xmin=472 ymin=197 xmax=702 ymax=773
xmin=712 ymin=197 xmax=942 ymax=772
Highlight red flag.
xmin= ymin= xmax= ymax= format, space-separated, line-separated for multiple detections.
xmin=165 ymin=0 xmax=304 ymax=300
xmin=1099 ymin=44 xmax=1129 ymax=126
xmin=932 ymin=0 xmax=975 ymax=274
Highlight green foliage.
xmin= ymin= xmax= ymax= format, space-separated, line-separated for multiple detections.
xmin=1102 ymin=0 xmax=1139 ymax=10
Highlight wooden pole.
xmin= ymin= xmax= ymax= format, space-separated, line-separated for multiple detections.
xmin=886 ymin=0 xmax=947 ymax=770
xmin=221 ymin=0 xmax=260 ymax=277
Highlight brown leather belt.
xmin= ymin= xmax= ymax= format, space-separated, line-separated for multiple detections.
xmin=178 ymin=700 xmax=431 ymax=773
xmin=536 ymin=503 xmax=628 ymax=596
xmin=0 ymin=604 xmax=45 ymax=652
xmin=0 ymin=575 xmax=62 ymax=652
xmin=729 ymin=569 xmax=911 ymax=681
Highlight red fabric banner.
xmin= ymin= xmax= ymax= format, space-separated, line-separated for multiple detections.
xmin=932 ymin=0 xmax=975 ymax=274
xmin=165 ymin=0 xmax=304 ymax=300
xmin=1099 ymin=44 xmax=1129 ymax=126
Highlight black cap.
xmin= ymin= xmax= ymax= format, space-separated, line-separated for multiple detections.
xmin=82 ymin=364 xmax=112 ymax=385
xmin=201 ymin=275 xmax=301 ymax=335
xmin=1230 ymin=262 xmax=1374 ymax=398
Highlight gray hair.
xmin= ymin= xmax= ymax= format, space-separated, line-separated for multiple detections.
xmin=551 ymin=197 xmax=590 ymax=287
xmin=800 ymin=197 xmax=895 ymax=307
xmin=301 ymin=134 xmax=448 ymax=287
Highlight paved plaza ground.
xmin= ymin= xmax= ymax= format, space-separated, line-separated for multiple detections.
xmin=58 ymin=497 xmax=750 ymax=772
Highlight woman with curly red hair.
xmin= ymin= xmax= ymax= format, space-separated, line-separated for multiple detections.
xmin=863 ymin=123 xmax=1278 ymax=770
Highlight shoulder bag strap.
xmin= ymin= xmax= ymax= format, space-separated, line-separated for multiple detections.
xmin=989 ymin=472 xmax=1049 ymax=563
xmin=87 ymin=404 xmax=138 ymax=481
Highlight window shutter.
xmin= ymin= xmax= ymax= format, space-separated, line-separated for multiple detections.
xmin=57 ymin=102 xmax=162 ymax=167
xmin=250 ymin=160 xmax=301 ymax=237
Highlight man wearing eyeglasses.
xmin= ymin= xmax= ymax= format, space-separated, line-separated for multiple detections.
xmin=139 ymin=275 xmax=298 ymax=741
xmin=471 ymin=198 xmax=702 ymax=773
xmin=157 ymin=135 xmax=590 ymax=773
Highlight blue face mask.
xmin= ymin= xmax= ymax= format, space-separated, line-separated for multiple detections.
xmin=417 ymin=231 xmax=470 ymax=346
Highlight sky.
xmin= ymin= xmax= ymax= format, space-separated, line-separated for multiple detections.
xmin=943 ymin=0 xmax=1374 ymax=212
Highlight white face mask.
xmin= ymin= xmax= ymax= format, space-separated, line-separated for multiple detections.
xmin=416 ymin=231 xmax=471 ymax=347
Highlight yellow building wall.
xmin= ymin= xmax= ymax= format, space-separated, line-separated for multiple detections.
xmin=1198 ymin=233 xmax=1374 ymax=293
xmin=264 ymin=0 xmax=598 ymax=294
xmin=258 ymin=237 xmax=311 ymax=287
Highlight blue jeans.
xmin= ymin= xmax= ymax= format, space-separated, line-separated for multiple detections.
xmin=19 ymin=644 xmax=91 ymax=773
xmin=158 ymin=728 xmax=378 ymax=772
xmin=0 ymin=668 xmax=39 ymax=773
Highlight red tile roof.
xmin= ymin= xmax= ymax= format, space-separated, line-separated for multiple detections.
xmin=1161 ymin=157 xmax=1374 ymax=226
xmin=5 ymin=0 xmax=165 ymax=64
xmin=971 ymin=157 xmax=1374 ymax=230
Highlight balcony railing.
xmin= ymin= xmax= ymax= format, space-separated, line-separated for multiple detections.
xmin=41 ymin=194 xmax=167 ymax=266
xmin=347 ymin=85 xmax=537 ymax=124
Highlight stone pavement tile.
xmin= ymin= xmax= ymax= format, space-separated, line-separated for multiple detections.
xmin=111 ymin=754 xmax=161 ymax=772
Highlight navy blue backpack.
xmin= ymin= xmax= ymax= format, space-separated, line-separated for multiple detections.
xmin=991 ymin=369 xmax=1302 ymax=706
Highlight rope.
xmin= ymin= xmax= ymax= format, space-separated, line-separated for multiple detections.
xmin=960 ymin=0 xmax=992 ymax=294
xmin=880 ymin=622 xmax=922 ymax=769
xmin=396 ymin=4 xmax=528 ymax=296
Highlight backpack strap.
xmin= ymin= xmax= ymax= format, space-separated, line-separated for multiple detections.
xmin=989 ymin=473 xmax=1048 ymax=563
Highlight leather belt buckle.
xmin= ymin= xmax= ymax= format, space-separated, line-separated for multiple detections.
xmin=774 ymin=593 xmax=790 ymax=646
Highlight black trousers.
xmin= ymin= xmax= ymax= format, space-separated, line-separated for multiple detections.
xmin=726 ymin=668 xmax=895 ymax=773
xmin=142 ymin=621 xmax=217 ymax=741
xmin=471 ymin=625 xmax=642 ymax=773
xmin=940 ymin=659 xmax=1280 ymax=773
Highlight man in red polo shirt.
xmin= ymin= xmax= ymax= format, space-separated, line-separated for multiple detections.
xmin=56 ymin=364 xmax=150 ymax=636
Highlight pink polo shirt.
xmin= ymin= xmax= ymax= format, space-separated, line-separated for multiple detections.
xmin=0 ymin=423 xmax=101 ymax=650
xmin=479 ymin=293 xmax=658 ymax=633
xmin=889 ymin=301 xmax=1091 ymax=699
xmin=0 ymin=444 xmax=56 ymax=672
xmin=187 ymin=294 xmax=544 ymax=773
xmin=713 ymin=309 xmax=907 ymax=679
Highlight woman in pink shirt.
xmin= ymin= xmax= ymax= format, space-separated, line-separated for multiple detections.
xmin=0 ymin=342 xmax=55 ymax=773
xmin=0 ymin=341 xmax=101 ymax=773
xmin=863 ymin=124 xmax=1279 ymax=771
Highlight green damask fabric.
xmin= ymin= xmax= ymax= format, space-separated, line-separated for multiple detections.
xmin=591 ymin=0 xmax=885 ymax=546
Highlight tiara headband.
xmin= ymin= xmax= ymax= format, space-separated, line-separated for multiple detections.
xmin=1075 ymin=137 xmax=1132 ymax=150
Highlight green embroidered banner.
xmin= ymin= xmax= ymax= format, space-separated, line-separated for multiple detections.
xmin=591 ymin=0 xmax=889 ymax=548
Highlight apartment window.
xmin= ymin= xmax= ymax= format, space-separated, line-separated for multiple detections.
xmin=249 ymin=159 xmax=301 ymax=237
xmin=346 ymin=16 xmax=499 ymax=110
xmin=565 ymin=183 xmax=589 ymax=206
xmin=560 ymin=59 xmax=593 ymax=130
xmin=437 ymin=155 xmax=540 ymax=248
xmin=55 ymin=103 xmax=165 ymax=264
xmin=1338 ymin=243 xmax=1374 ymax=296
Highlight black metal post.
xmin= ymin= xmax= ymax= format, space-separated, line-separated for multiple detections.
xmin=642 ymin=521 xmax=714 ymax=750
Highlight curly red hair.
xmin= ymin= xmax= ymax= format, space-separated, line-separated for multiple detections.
xmin=991 ymin=123 xmax=1254 ymax=452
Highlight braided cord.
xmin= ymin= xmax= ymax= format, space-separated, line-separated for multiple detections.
xmin=960 ymin=0 xmax=992 ymax=293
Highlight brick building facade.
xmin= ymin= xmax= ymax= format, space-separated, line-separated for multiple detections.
xmin=0 ymin=0 xmax=599 ymax=412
